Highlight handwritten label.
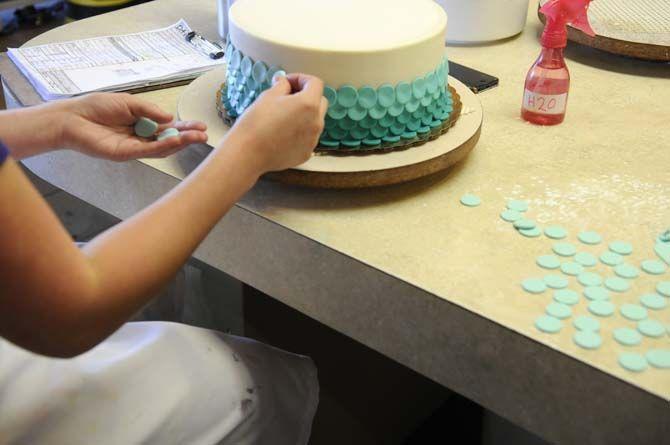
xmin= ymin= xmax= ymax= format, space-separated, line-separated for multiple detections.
xmin=523 ymin=90 xmax=567 ymax=115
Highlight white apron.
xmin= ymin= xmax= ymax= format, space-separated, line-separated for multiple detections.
xmin=0 ymin=262 xmax=318 ymax=444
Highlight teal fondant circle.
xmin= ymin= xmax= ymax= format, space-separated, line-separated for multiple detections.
xmin=350 ymin=127 xmax=370 ymax=140
xmin=337 ymin=86 xmax=358 ymax=108
xmin=338 ymin=117 xmax=356 ymax=130
xmin=412 ymin=77 xmax=426 ymax=99
xmin=229 ymin=48 xmax=241 ymax=70
xmin=379 ymin=115 xmax=395 ymax=128
xmin=362 ymin=138 xmax=382 ymax=147
xmin=241 ymin=55 xmax=253 ymax=78
xmin=383 ymin=135 xmax=401 ymax=143
xmin=396 ymin=82 xmax=412 ymax=104
xmin=390 ymin=124 xmax=405 ymax=136
xmin=369 ymin=106 xmax=387 ymax=120
xmin=251 ymin=61 xmax=267 ymax=84
xmin=377 ymin=84 xmax=395 ymax=107
xmin=371 ymin=125 xmax=389 ymax=138
xmin=405 ymin=99 xmax=420 ymax=113
xmin=359 ymin=116 xmax=376 ymax=129
xmin=323 ymin=86 xmax=337 ymax=107
xmin=388 ymin=103 xmax=404 ymax=117
xmin=358 ymin=87 xmax=377 ymax=109
xmin=327 ymin=126 xmax=347 ymax=141
xmin=327 ymin=104 xmax=347 ymax=120
xmin=402 ymin=131 xmax=417 ymax=140
xmin=341 ymin=140 xmax=361 ymax=148
xmin=397 ymin=111 xmax=411 ymax=124
xmin=347 ymin=105 xmax=367 ymax=121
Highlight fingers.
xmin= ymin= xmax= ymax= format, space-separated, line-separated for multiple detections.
xmin=287 ymin=73 xmax=324 ymax=102
xmin=264 ymin=76 xmax=292 ymax=97
xmin=127 ymin=130 xmax=208 ymax=159
xmin=127 ymin=95 xmax=174 ymax=124
xmin=157 ymin=120 xmax=207 ymax=133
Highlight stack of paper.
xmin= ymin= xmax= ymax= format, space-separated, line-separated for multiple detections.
xmin=8 ymin=19 xmax=224 ymax=101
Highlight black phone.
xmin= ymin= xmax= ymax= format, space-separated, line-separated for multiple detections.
xmin=449 ymin=61 xmax=499 ymax=94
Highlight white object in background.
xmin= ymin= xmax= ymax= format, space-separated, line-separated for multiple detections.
xmin=435 ymin=0 xmax=530 ymax=43
xmin=217 ymin=0 xmax=238 ymax=39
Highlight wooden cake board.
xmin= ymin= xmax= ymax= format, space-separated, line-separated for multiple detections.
xmin=539 ymin=0 xmax=670 ymax=62
xmin=178 ymin=68 xmax=483 ymax=189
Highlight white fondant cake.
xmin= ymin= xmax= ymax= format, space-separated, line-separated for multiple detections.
xmin=219 ymin=0 xmax=456 ymax=152
xmin=229 ymin=0 xmax=447 ymax=87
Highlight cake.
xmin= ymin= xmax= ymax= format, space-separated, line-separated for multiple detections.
xmin=218 ymin=0 xmax=459 ymax=154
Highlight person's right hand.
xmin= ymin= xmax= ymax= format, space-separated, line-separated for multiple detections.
xmin=221 ymin=73 xmax=328 ymax=174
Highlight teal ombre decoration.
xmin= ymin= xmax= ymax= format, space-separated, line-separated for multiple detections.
xmin=220 ymin=41 xmax=452 ymax=151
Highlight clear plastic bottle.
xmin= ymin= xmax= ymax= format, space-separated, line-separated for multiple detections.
xmin=521 ymin=47 xmax=570 ymax=126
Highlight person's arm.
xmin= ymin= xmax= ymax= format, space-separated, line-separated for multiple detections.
xmin=0 ymin=74 xmax=327 ymax=357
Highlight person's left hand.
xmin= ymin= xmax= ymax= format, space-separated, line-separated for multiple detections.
xmin=57 ymin=92 xmax=208 ymax=161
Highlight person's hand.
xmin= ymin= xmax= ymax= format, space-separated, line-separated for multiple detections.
xmin=57 ymin=93 xmax=208 ymax=161
xmin=222 ymin=73 xmax=327 ymax=174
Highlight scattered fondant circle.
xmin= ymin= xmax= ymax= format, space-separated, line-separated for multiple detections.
xmin=554 ymin=289 xmax=580 ymax=305
xmin=514 ymin=219 xmax=536 ymax=230
xmin=156 ymin=128 xmax=179 ymax=141
xmin=604 ymin=276 xmax=630 ymax=293
xmin=588 ymin=300 xmax=615 ymax=317
xmin=544 ymin=226 xmax=567 ymax=240
xmin=323 ymin=86 xmax=337 ymax=107
xmin=544 ymin=274 xmax=569 ymax=289
xmin=537 ymin=255 xmax=561 ymax=270
xmin=522 ymin=278 xmax=547 ymax=294
xmin=620 ymin=304 xmax=648 ymax=321
xmin=553 ymin=242 xmax=577 ymax=257
xmin=507 ymin=200 xmax=528 ymax=212
xmin=535 ymin=315 xmax=562 ymax=333
xmin=337 ymin=85 xmax=358 ymax=108
xmin=583 ymin=286 xmax=610 ymax=301
xmin=574 ymin=252 xmax=597 ymax=267
xmin=460 ymin=194 xmax=481 ymax=207
xmin=546 ymin=302 xmax=572 ymax=319
xmin=519 ymin=227 xmax=542 ymax=238
xmin=574 ymin=331 xmax=602 ymax=350
xmin=637 ymin=319 xmax=665 ymax=338
xmin=640 ymin=293 xmax=667 ymax=310
xmin=656 ymin=281 xmax=670 ymax=297
xmin=614 ymin=264 xmax=639 ymax=279
xmin=500 ymin=209 xmax=523 ymax=222
xmin=641 ymin=259 xmax=667 ymax=275
xmin=600 ymin=251 xmax=623 ymax=266
xmin=357 ymin=86 xmax=378 ymax=109
xmin=613 ymin=327 xmax=642 ymax=346
xmin=377 ymin=84 xmax=395 ymax=107
xmin=573 ymin=315 xmax=600 ymax=331
xmin=646 ymin=350 xmax=670 ymax=369
xmin=577 ymin=272 xmax=602 ymax=287
xmin=609 ymin=241 xmax=633 ymax=255
xmin=619 ymin=353 xmax=647 ymax=372
xmin=578 ymin=231 xmax=602 ymax=245
xmin=133 ymin=117 xmax=158 ymax=138
xmin=560 ymin=262 xmax=583 ymax=276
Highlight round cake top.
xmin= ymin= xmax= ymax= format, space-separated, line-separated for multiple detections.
xmin=229 ymin=0 xmax=447 ymax=53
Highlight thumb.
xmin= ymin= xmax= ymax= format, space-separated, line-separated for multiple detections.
xmin=264 ymin=74 xmax=291 ymax=97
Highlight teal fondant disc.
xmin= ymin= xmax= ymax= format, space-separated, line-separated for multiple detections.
xmin=401 ymin=131 xmax=417 ymax=140
xmin=405 ymin=99 xmax=420 ymax=113
xmin=362 ymin=138 xmax=382 ymax=146
xmin=370 ymin=125 xmax=389 ymax=138
xmin=407 ymin=120 xmax=421 ymax=132
xmin=358 ymin=86 xmax=377 ymax=109
xmin=327 ymin=104 xmax=347 ymax=120
xmin=251 ymin=60 xmax=267 ymax=84
xmin=396 ymin=82 xmax=412 ymax=104
xmin=341 ymin=140 xmax=361 ymax=148
xmin=412 ymin=77 xmax=426 ymax=99
xmin=327 ymin=126 xmax=347 ymax=140
xmin=350 ymin=127 xmax=370 ymax=140
xmin=347 ymin=105 xmax=368 ymax=121
xmin=337 ymin=85 xmax=358 ymax=108
xmin=390 ymin=124 xmax=405 ymax=136
xmin=379 ymin=115 xmax=395 ymax=128
xmin=397 ymin=111 xmax=411 ymax=124
xmin=359 ymin=116 xmax=376 ymax=129
xmin=383 ymin=135 xmax=401 ymax=143
xmin=377 ymin=84 xmax=395 ymax=107
xmin=369 ymin=106 xmax=387 ymax=120
xmin=241 ymin=55 xmax=253 ymax=77
xmin=338 ymin=117 xmax=356 ymax=130
xmin=388 ymin=103 xmax=404 ymax=117
xmin=323 ymin=86 xmax=337 ymax=107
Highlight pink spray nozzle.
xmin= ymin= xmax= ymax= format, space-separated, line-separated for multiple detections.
xmin=540 ymin=0 xmax=595 ymax=48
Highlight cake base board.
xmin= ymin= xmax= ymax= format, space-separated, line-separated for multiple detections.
xmin=178 ymin=68 xmax=482 ymax=189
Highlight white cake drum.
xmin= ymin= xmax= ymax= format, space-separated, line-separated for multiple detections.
xmin=177 ymin=68 xmax=482 ymax=188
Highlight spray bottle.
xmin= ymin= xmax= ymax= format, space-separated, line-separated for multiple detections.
xmin=521 ymin=0 xmax=595 ymax=125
